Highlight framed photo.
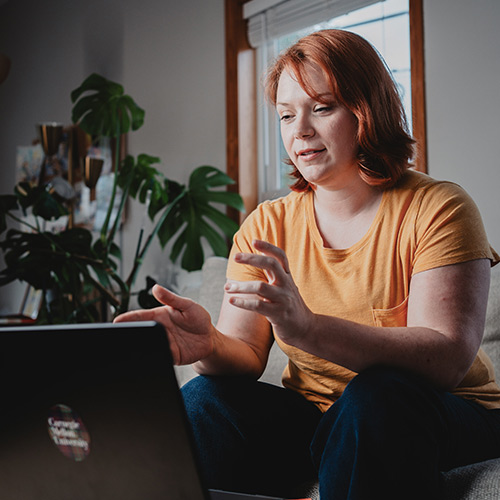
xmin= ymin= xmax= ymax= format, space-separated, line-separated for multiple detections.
xmin=0 ymin=285 xmax=42 ymax=325
xmin=16 ymin=144 xmax=44 ymax=184
xmin=20 ymin=286 xmax=43 ymax=320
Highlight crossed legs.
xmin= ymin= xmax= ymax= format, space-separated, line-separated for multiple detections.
xmin=182 ymin=367 xmax=500 ymax=499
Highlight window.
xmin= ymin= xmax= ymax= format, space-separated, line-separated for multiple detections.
xmin=252 ymin=0 xmax=411 ymax=200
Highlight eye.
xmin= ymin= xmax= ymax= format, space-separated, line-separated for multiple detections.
xmin=279 ymin=113 xmax=293 ymax=122
xmin=314 ymin=105 xmax=333 ymax=113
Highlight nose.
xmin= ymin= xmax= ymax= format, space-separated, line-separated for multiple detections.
xmin=293 ymin=114 xmax=314 ymax=139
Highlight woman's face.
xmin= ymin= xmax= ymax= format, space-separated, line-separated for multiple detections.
xmin=276 ymin=64 xmax=359 ymax=190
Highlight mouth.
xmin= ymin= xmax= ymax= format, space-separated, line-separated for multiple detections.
xmin=297 ymin=148 xmax=326 ymax=159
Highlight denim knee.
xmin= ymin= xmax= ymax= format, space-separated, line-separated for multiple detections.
xmin=310 ymin=367 xmax=448 ymax=500
xmin=181 ymin=375 xmax=219 ymax=412
xmin=338 ymin=365 xmax=439 ymax=417
xmin=181 ymin=374 xmax=260 ymax=418
xmin=311 ymin=365 xmax=447 ymax=459
xmin=181 ymin=375 xmax=322 ymax=497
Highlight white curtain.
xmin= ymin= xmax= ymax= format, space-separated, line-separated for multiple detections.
xmin=244 ymin=0 xmax=381 ymax=48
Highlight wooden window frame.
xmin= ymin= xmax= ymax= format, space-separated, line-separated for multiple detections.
xmin=409 ymin=0 xmax=427 ymax=173
xmin=225 ymin=0 xmax=427 ymax=221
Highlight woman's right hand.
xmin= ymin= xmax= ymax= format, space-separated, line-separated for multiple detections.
xmin=114 ymin=284 xmax=215 ymax=365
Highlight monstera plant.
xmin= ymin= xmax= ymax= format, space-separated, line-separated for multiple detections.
xmin=0 ymin=73 xmax=244 ymax=324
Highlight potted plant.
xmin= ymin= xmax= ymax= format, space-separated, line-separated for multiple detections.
xmin=0 ymin=74 xmax=244 ymax=324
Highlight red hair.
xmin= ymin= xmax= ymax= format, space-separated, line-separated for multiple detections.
xmin=265 ymin=29 xmax=415 ymax=191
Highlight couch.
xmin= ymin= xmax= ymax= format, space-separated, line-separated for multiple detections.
xmin=174 ymin=257 xmax=500 ymax=499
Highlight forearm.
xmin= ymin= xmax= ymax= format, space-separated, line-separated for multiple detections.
xmin=192 ymin=327 xmax=270 ymax=379
xmin=289 ymin=314 xmax=476 ymax=390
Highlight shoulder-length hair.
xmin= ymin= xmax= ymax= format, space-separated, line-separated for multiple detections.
xmin=265 ymin=29 xmax=415 ymax=192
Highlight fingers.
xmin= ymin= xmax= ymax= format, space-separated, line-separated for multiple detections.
xmin=252 ymin=239 xmax=291 ymax=274
xmin=113 ymin=285 xmax=192 ymax=325
xmin=152 ymin=285 xmax=194 ymax=312
xmin=113 ymin=308 xmax=158 ymax=323
xmin=229 ymin=241 xmax=303 ymax=323
xmin=225 ymin=279 xmax=281 ymax=303
xmin=152 ymin=284 xmax=179 ymax=305
xmin=227 ymin=294 xmax=276 ymax=315
xmin=234 ymin=240 xmax=290 ymax=284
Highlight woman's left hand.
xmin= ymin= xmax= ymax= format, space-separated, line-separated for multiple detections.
xmin=224 ymin=239 xmax=314 ymax=345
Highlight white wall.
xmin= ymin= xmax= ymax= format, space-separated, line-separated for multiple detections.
xmin=0 ymin=0 xmax=225 ymax=313
xmin=424 ymin=0 xmax=500 ymax=252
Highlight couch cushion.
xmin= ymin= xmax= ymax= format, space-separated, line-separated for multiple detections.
xmin=197 ymin=256 xmax=228 ymax=324
xmin=174 ymin=257 xmax=228 ymax=387
xmin=443 ymin=458 xmax=500 ymax=499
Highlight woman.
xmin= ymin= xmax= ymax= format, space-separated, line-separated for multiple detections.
xmin=115 ymin=30 xmax=500 ymax=499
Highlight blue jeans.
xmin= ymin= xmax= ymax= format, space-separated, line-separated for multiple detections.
xmin=181 ymin=366 xmax=500 ymax=499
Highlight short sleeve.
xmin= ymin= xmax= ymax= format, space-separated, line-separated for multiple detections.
xmin=412 ymin=181 xmax=499 ymax=275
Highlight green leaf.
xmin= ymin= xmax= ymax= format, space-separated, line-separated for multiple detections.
xmin=32 ymin=190 xmax=68 ymax=220
xmin=189 ymin=165 xmax=236 ymax=190
xmin=71 ymin=73 xmax=145 ymax=138
xmin=194 ymin=202 xmax=239 ymax=237
xmin=57 ymin=227 xmax=93 ymax=254
xmin=92 ymin=265 xmax=112 ymax=289
xmin=157 ymin=206 xmax=185 ymax=248
xmin=116 ymin=154 xmax=163 ymax=202
xmin=152 ymin=165 xmax=244 ymax=271
xmin=109 ymin=241 xmax=122 ymax=259
xmin=71 ymin=73 xmax=123 ymax=103
xmin=198 ymin=219 xmax=230 ymax=256
xmin=71 ymin=95 xmax=101 ymax=127
xmin=13 ymin=183 xmax=68 ymax=221
xmin=117 ymin=101 xmax=131 ymax=135
xmin=120 ymin=95 xmax=145 ymax=131
xmin=176 ymin=222 xmax=204 ymax=272
xmin=194 ymin=190 xmax=246 ymax=212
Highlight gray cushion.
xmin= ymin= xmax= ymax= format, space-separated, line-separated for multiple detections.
xmin=197 ymin=256 xmax=227 ymax=324
xmin=443 ymin=458 xmax=500 ymax=499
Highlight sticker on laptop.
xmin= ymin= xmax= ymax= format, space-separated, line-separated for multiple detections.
xmin=47 ymin=404 xmax=91 ymax=462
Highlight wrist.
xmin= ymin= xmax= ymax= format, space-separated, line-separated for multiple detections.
xmin=275 ymin=308 xmax=317 ymax=347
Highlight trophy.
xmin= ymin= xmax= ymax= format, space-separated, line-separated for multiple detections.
xmin=37 ymin=122 xmax=64 ymax=185
xmin=83 ymin=156 xmax=104 ymax=201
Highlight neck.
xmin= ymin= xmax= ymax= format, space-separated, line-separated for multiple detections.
xmin=311 ymin=179 xmax=384 ymax=250
xmin=313 ymin=179 xmax=382 ymax=222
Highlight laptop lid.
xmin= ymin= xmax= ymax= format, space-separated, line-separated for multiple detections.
xmin=0 ymin=321 xmax=210 ymax=500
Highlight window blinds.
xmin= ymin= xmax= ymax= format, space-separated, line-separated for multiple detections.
xmin=244 ymin=0 xmax=381 ymax=48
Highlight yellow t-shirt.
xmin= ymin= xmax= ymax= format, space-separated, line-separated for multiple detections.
xmin=227 ymin=170 xmax=500 ymax=411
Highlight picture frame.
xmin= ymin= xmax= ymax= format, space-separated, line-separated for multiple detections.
xmin=0 ymin=285 xmax=42 ymax=325
xmin=20 ymin=285 xmax=43 ymax=320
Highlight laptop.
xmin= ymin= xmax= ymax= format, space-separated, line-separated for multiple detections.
xmin=0 ymin=321 xmax=300 ymax=500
